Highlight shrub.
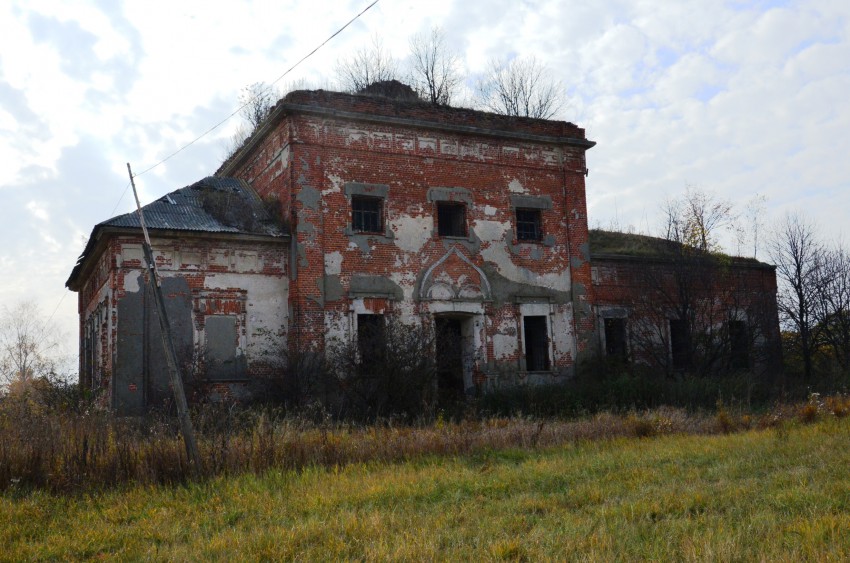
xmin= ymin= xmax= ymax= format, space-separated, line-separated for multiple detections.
xmin=324 ymin=317 xmax=439 ymax=421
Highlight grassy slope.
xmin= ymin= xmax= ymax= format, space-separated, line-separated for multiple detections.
xmin=3 ymin=418 xmax=850 ymax=561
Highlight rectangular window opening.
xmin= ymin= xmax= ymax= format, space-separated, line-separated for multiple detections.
xmin=352 ymin=196 xmax=383 ymax=233
xmin=357 ymin=314 xmax=386 ymax=369
xmin=516 ymin=208 xmax=543 ymax=241
xmin=729 ymin=320 xmax=749 ymax=370
xmin=604 ymin=318 xmax=628 ymax=360
xmin=669 ymin=319 xmax=690 ymax=370
xmin=523 ymin=315 xmax=550 ymax=371
xmin=437 ymin=202 xmax=467 ymax=237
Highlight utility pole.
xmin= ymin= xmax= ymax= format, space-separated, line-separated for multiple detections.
xmin=127 ymin=163 xmax=202 ymax=475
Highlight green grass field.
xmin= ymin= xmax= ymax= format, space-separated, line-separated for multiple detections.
xmin=3 ymin=416 xmax=849 ymax=561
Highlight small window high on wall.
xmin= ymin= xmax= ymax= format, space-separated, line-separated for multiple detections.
xmin=523 ymin=315 xmax=550 ymax=371
xmin=516 ymin=208 xmax=543 ymax=241
xmin=352 ymin=196 xmax=383 ymax=233
xmin=437 ymin=202 xmax=466 ymax=237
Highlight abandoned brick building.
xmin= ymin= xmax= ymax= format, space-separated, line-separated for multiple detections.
xmin=67 ymin=84 xmax=781 ymax=414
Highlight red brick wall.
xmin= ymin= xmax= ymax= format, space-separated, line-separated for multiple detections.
xmin=227 ymin=91 xmax=596 ymax=382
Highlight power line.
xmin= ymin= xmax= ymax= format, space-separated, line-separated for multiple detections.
xmin=133 ymin=0 xmax=380 ymax=179
xmin=48 ymin=1 xmax=382 ymax=344
xmin=45 ymin=289 xmax=69 ymax=326
xmin=108 ymin=181 xmax=132 ymax=218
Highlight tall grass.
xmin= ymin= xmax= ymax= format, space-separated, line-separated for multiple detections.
xmin=3 ymin=388 xmax=848 ymax=494
xmin=4 ymin=417 xmax=850 ymax=560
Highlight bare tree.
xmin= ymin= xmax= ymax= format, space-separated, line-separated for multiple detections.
xmin=0 ymin=301 xmax=63 ymax=391
xmin=769 ymin=212 xmax=824 ymax=380
xmin=407 ymin=26 xmax=462 ymax=105
xmin=239 ymin=82 xmax=281 ymax=131
xmin=335 ymin=35 xmax=399 ymax=93
xmin=616 ymin=188 xmax=779 ymax=377
xmin=812 ymin=244 xmax=850 ymax=371
xmin=665 ymin=186 xmax=735 ymax=253
xmin=743 ymin=193 xmax=767 ymax=259
xmin=475 ymin=56 xmax=563 ymax=119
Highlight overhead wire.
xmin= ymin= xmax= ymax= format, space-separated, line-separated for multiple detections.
xmin=46 ymin=0 xmax=382 ymax=340
xmin=132 ymin=0 xmax=380 ymax=179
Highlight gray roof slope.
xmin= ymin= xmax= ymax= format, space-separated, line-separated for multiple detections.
xmin=103 ymin=176 xmax=282 ymax=235
xmin=66 ymin=177 xmax=285 ymax=290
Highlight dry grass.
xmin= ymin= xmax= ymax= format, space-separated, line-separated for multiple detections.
xmin=3 ymin=417 xmax=850 ymax=560
xmin=2 ymin=394 xmax=846 ymax=494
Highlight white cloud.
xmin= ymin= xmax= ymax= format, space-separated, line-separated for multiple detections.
xmin=25 ymin=201 xmax=49 ymax=222
xmin=1 ymin=0 xmax=849 ymax=363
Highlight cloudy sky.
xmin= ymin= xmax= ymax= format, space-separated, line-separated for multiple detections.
xmin=2 ymin=0 xmax=849 ymax=364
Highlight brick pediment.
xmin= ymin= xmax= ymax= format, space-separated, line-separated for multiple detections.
xmin=419 ymin=247 xmax=491 ymax=301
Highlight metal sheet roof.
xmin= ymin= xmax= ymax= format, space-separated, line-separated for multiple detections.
xmin=66 ymin=177 xmax=286 ymax=290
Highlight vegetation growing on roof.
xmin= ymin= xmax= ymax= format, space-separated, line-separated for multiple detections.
xmin=589 ymin=229 xmax=766 ymax=265
xmin=196 ymin=184 xmax=287 ymax=234
xmin=589 ymin=229 xmax=679 ymax=258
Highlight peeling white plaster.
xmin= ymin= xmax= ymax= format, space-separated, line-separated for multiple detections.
xmin=550 ymin=305 xmax=574 ymax=361
xmin=481 ymin=243 xmax=571 ymax=292
xmin=323 ymin=174 xmax=344 ymax=196
xmin=493 ymin=333 xmax=517 ymax=360
xmin=325 ymin=310 xmax=350 ymax=345
xmin=389 ymin=270 xmax=418 ymax=301
xmin=272 ymin=146 xmax=290 ymax=179
xmin=389 ymin=214 xmax=432 ymax=253
xmin=346 ymin=129 xmax=367 ymax=143
xmin=124 ymin=270 xmax=142 ymax=293
xmin=204 ymin=272 xmax=289 ymax=357
xmin=508 ymin=179 xmax=526 ymax=194
xmin=472 ymin=219 xmax=510 ymax=243
xmin=483 ymin=205 xmax=497 ymax=216
xmin=324 ymin=251 xmax=343 ymax=275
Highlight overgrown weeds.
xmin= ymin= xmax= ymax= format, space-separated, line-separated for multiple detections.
xmin=1 ymin=390 xmax=844 ymax=494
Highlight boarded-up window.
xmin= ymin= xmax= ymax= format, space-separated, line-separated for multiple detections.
xmin=524 ymin=315 xmax=550 ymax=371
xmin=205 ymin=315 xmax=245 ymax=380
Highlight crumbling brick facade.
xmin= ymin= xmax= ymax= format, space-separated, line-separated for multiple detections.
xmin=219 ymin=88 xmax=597 ymax=391
xmin=590 ymin=234 xmax=782 ymax=375
xmin=68 ymin=179 xmax=289 ymax=414
xmin=68 ymin=87 xmax=781 ymax=414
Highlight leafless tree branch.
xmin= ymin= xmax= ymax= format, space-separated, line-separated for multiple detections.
xmin=475 ymin=56 xmax=563 ymax=119
xmin=407 ymin=26 xmax=462 ymax=105
xmin=335 ymin=35 xmax=399 ymax=93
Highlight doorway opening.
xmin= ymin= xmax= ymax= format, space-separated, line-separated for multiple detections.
xmin=434 ymin=315 xmax=470 ymax=401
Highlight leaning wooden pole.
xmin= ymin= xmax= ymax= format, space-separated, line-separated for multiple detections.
xmin=127 ymin=163 xmax=202 ymax=475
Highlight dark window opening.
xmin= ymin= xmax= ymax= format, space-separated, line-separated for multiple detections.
xmin=729 ymin=320 xmax=749 ymax=370
xmin=357 ymin=314 xmax=385 ymax=371
xmin=604 ymin=318 xmax=628 ymax=360
xmin=437 ymin=202 xmax=466 ymax=237
xmin=523 ymin=315 xmax=551 ymax=371
xmin=352 ymin=196 xmax=383 ymax=233
xmin=670 ymin=319 xmax=690 ymax=370
xmin=516 ymin=208 xmax=543 ymax=241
